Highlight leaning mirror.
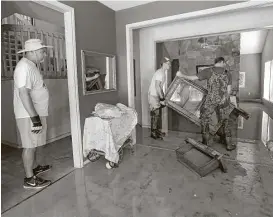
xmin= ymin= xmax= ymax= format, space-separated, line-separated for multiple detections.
xmin=81 ymin=50 xmax=117 ymax=95
xmin=165 ymin=76 xmax=228 ymax=135
xmin=165 ymin=76 xmax=249 ymax=135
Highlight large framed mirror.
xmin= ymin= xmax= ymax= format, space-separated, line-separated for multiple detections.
xmin=81 ymin=50 xmax=117 ymax=95
xmin=165 ymin=76 xmax=233 ymax=135
xmin=165 ymin=76 xmax=249 ymax=135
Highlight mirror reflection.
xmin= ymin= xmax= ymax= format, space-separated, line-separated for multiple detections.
xmin=170 ymin=83 xmax=204 ymax=117
xmin=81 ymin=50 xmax=116 ymax=95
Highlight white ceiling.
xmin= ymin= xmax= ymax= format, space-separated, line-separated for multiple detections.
xmin=97 ymin=1 xmax=157 ymax=11
xmin=98 ymin=1 xmax=269 ymax=54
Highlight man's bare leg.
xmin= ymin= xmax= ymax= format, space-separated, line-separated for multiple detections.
xmin=34 ymin=146 xmax=46 ymax=167
xmin=33 ymin=145 xmax=52 ymax=176
xmin=23 ymin=146 xmax=51 ymax=189
xmin=22 ymin=148 xmax=36 ymax=178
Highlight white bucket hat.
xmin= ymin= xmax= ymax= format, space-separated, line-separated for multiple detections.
xmin=17 ymin=39 xmax=52 ymax=54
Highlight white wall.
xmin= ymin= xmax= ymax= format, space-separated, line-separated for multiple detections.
xmin=133 ymin=29 xmax=142 ymax=124
xmin=1 ymin=81 xmax=20 ymax=146
xmin=1 ymin=79 xmax=71 ymax=147
xmin=240 ymin=54 xmax=262 ymax=100
xmin=34 ymin=19 xmax=64 ymax=34
xmin=139 ymin=6 xmax=273 ymax=127
xmin=44 ymin=79 xmax=71 ymax=141
xmin=261 ymin=29 xmax=273 ymax=117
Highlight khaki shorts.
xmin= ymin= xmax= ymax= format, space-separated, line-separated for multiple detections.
xmin=16 ymin=117 xmax=47 ymax=149
xmin=148 ymin=95 xmax=161 ymax=111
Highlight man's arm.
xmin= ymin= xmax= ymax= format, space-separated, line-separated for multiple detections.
xmin=155 ymin=80 xmax=164 ymax=100
xmin=176 ymin=71 xmax=199 ymax=81
xmin=19 ymin=87 xmax=42 ymax=133
xmin=86 ymin=74 xmax=99 ymax=82
xmin=19 ymin=87 xmax=38 ymax=117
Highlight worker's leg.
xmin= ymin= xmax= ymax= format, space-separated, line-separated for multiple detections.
xmin=149 ymin=95 xmax=162 ymax=140
xmin=150 ymin=108 xmax=162 ymax=140
xmin=200 ymin=102 xmax=216 ymax=146
xmin=155 ymin=107 xmax=166 ymax=137
xmin=219 ymin=105 xmax=236 ymax=151
xmin=216 ymin=107 xmax=226 ymax=144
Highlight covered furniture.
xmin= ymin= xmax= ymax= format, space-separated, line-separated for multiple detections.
xmin=83 ymin=103 xmax=137 ymax=165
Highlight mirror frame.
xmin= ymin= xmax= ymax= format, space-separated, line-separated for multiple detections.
xmin=81 ymin=50 xmax=117 ymax=95
xmin=165 ymin=76 xmax=235 ymax=135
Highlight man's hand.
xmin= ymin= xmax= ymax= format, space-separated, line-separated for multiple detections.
xmin=30 ymin=116 xmax=43 ymax=134
xmin=159 ymin=98 xmax=166 ymax=108
xmin=160 ymin=100 xmax=166 ymax=106
xmin=94 ymin=74 xmax=100 ymax=79
xmin=176 ymin=71 xmax=199 ymax=81
xmin=176 ymin=71 xmax=184 ymax=77
xmin=230 ymin=96 xmax=237 ymax=108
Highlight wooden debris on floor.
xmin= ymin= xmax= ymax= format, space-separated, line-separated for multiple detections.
xmin=176 ymin=137 xmax=227 ymax=177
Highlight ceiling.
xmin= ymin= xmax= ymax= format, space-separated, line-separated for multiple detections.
xmin=98 ymin=1 xmax=269 ymax=54
xmin=97 ymin=1 xmax=157 ymax=11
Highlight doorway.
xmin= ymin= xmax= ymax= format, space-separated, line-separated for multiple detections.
xmin=126 ymin=1 xmax=273 ymax=138
xmin=1 ymin=1 xmax=81 ymax=214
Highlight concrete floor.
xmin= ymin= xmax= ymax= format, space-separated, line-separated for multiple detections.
xmin=2 ymin=103 xmax=273 ymax=217
xmin=1 ymin=137 xmax=74 ymax=213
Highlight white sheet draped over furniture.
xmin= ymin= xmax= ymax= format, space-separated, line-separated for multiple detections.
xmin=83 ymin=103 xmax=137 ymax=163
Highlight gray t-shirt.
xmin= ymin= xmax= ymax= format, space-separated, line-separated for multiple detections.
xmin=13 ymin=58 xmax=49 ymax=118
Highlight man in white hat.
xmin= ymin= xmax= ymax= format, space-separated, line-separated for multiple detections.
xmin=14 ymin=39 xmax=53 ymax=189
xmin=148 ymin=57 xmax=171 ymax=140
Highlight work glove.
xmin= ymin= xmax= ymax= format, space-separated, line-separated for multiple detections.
xmin=159 ymin=98 xmax=166 ymax=108
xmin=30 ymin=116 xmax=42 ymax=134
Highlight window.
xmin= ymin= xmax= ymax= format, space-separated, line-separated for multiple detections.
xmin=1 ymin=25 xmax=67 ymax=80
xmin=269 ymin=60 xmax=273 ymax=102
xmin=261 ymin=112 xmax=270 ymax=146
xmin=263 ymin=60 xmax=273 ymax=102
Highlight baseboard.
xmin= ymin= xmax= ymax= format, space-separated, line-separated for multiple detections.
xmin=239 ymin=99 xmax=262 ymax=103
xmin=1 ymin=132 xmax=71 ymax=149
xmin=142 ymin=125 xmax=150 ymax=129
xmin=1 ymin=140 xmax=21 ymax=148
xmin=46 ymin=132 xmax=71 ymax=144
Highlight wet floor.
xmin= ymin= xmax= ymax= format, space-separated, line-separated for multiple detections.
xmin=2 ymin=143 xmax=273 ymax=217
xmin=2 ymin=102 xmax=273 ymax=217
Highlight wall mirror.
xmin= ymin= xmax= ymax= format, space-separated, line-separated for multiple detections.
xmin=81 ymin=50 xmax=117 ymax=95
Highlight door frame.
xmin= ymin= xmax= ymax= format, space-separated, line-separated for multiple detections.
xmin=126 ymin=1 xmax=273 ymax=136
xmin=34 ymin=0 xmax=83 ymax=168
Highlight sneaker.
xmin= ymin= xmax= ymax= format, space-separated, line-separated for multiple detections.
xmin=33 ymin=165 xmax=52 ymax=176
xmin=155 ymin=130 xmax=166 ymax=137
xmin=23 ymin=176 xmax=51 ymax=189
xmin=106 ymin=162 xmax=118 ymax=169
xmin=151 ymin=133 xmax=163 ymax=140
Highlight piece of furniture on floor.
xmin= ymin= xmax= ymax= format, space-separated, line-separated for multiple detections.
xmin=176 ymin=137 xmax=227 ymax=177
xmin=83 ymin=103 xmax=137 ymax=168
